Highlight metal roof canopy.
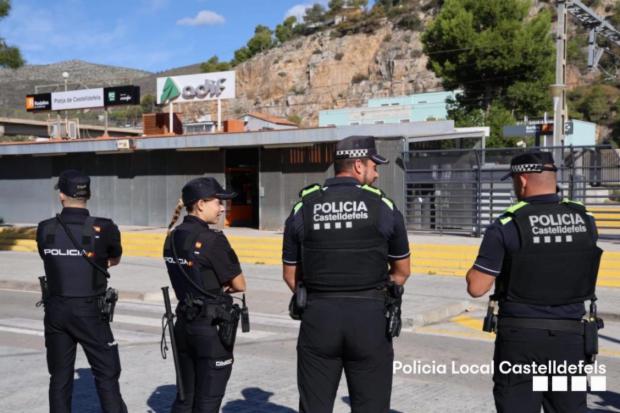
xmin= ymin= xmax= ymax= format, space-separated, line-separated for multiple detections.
xmin=0 ymin=121 xmax=488 ymax=157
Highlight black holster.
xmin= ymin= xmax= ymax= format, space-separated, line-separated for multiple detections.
xmin=36 ymin=276 xmax=49 ymax=307
xmin=482 ymin=297 xmax=499 ymax=333
xmin=386 ymin=282 xmax=404 ymax=338
xmin=584 ymin=300 xmax=604 ymax=364
xmin=289 ymin=282 xmax=307 ymax=320
xmin=98 ymin=287 xmax=119 ymax=322
xmin=216 ymin=303 xmax=241 ymax=349
xmin=178 ymin=295 xmax=242 ymax=349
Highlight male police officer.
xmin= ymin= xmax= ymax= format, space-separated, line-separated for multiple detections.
xmin=282 ymin=136 xmax=411 ymax=413
xmin=466 ymin=152 xmax=603 ymax=413
xmin=36 ymin=170 xmax=127 ymax=413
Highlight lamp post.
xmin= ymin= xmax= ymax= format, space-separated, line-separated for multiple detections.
xmin=62 ymin=72 xmax=69 ymax=137
xmin=549 ymin=83 xmax=565 ymax=148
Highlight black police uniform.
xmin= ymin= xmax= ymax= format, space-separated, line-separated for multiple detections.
xmin=283 ymin=176 xmax=410 ymax=413
xmin=37 ymin=202 xmax=126 ymax=412
xmin=164 ymin=215 xmax=242 ymax=413
xmin=474 ymin=193 xmax=602 ymax=413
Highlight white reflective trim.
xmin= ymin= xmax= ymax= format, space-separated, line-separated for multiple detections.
xmin=388 ymin=251 xmax=411 ymax=259
xmin=283 ymin=260 xmax=298 ymax=265
xmin=473 ymin=263 xmax=500 ymax=274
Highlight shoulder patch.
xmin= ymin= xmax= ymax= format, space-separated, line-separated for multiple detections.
xmin=562 ymin=198 xmax=584 ymax=206
xmin=504 ymin=201 xmax=529 ymax=215
xmin=381 ymin=197 xmax=394 ymax=210
xmin=361 ymin=184 xmax=382 ymax=196
xmin=299 ymin=184 xmax=321 ymax=198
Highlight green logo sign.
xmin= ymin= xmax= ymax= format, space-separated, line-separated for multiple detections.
xmin=108 ymin=91 xmax=116 ymax=102
xmin=160 ymin=78 xmax=180 ymax=103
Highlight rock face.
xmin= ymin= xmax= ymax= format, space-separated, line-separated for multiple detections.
xmin=2 ymin=0 xmax=617 ymax=127
xmin=210 ymin=21 xmax=441 ymax=127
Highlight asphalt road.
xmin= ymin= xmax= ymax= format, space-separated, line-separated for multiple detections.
xmin=0 ymin=290 xmax=618 ymax=412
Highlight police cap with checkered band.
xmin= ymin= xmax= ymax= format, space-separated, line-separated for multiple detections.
xmin=501 ymin=151 xmax=557 ymax=180
xmin=335 ymin=135 xmax=389 ymax=165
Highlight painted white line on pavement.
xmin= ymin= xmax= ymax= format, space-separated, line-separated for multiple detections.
xmin=0 ymin=326 xmax=43 ymax=336
xmin=114 ymin=314 xmax=162 ymax=328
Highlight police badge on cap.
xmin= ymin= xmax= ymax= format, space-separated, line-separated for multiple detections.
xmin=335 ymin=136 xmax=389 ymax=165
xmin=54 ymin=169 xmax=91 ymax=199
xmin=501 ymin=151 xmax=557 ymax=181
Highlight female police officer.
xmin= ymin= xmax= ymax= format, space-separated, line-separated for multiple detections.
xmin=163 ymin=177 xmax=247 ymax=413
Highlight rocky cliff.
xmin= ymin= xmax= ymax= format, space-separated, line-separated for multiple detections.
xmin=188 ymin=21 xmax=441 ymax=126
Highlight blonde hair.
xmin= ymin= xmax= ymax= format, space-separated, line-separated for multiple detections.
xmin=167 ymin=198 xmax=185 ymax=234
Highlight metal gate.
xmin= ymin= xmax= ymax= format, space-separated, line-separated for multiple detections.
xmin=403 ymin=145 xmax=620 ymax=238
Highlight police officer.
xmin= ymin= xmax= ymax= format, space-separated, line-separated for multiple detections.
xmin=36 ymin=169 xmax=127 ymax=413
xmin=466 ymin=151 xmax=603 ymax=413
xmin=164 ymin=177 xmax=247 ymax=413
xmin=282 ymin=136 xmax=411 ymax=413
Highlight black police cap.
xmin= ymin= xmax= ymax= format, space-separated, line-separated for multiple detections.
xmin=501 ymin=151 xmax=557 ymax=180
xmin=335 ymin=135 xmax=389 ymax=165
xmin=182 ymin=177 xmax=237 ymax=206
xmin=54 ymin=169 xmax=91 ymax=199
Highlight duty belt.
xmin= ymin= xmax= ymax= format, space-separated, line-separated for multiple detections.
xmin=307 ymin=288 xmax=386 ymax=301
xmin=177 ymin=297 xmax=224 ymax=321
xmin=498 ymin=317 xmax=584 ymax=335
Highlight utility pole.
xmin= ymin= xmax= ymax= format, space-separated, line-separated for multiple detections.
xmin=551 ymin=0 xmax=620 ymax=150
xmin=552 ymin=1 xmax=568 ymax=149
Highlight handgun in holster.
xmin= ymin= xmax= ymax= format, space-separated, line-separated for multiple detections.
xmin=584 ymin=299 xmax=604 ymax=364
xmin=36 ymin=276 xmax=49 ymax=307
xmin=216 ymin=298 xmax=241 ymax=349
xmin=289 ymin=282 xmax=307 ymax=320
xmin=482 ymin=295 xmax=499 ymax=333
xmin=386 ymin=282 xmax=404 ymax=338
xmin=98 ymin=288 xmax=119 ymax=322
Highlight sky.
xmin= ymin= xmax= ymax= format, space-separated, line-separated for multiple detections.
xmin=0 ymin=0 xmax=374 ymax=73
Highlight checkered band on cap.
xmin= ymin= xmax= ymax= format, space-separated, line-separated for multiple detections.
xmin=511 ymin=163 xmax=544 ymax=174
xmin=336 ymin=148 xmax=369 ymax=158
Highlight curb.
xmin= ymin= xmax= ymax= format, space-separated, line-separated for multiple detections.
xmin=0 ymin=280 xmax=491 ymax=329
xmin=407 ymin=300 xmax=481 ymax=330
xmin=0 ymin=280 xmax=148 ymax=302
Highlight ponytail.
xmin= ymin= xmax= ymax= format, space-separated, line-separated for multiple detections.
xmin=167 ymin=198 xmax=185 ymax=234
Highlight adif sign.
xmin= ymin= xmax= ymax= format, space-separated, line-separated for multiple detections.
xmin=156 ymin=71 xmax=235 ymax=104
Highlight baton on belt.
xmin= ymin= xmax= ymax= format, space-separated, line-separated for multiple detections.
xmin=161 ymin=286 xmax=185 ymax=402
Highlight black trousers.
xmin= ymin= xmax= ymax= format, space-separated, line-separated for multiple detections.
xmin=44 ymin=296 xmax=127 ymax=413
xmin=493 ymin=325 xmax=587 ymax=413
xmin=171 ymin=316 xmax=234 ymax=413
xmin=297 ymin=296 xmax=393 ymax=413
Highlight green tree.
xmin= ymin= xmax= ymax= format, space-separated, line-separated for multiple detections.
xmin=232 ymin=47 xmax=251 ymax=65
xmin=304 ymin=4 xmax=327 ymax=24
xmin=275 ymin=16 xmax=297 ymax=43
xmin=200 ymin=55 xmax=231 ymax=73
xmin=0 ymin=0 xmax=23 ymax=69
xmin=140 ymin=94 xmax=157 ymax=114
xmin=247 ymin=25 xmax=274 ymax=55
xmin=347 ymin=0 xmax=369 ymax=8
xmin=328 ymin=0 xmax=345 ymax=13
xmin=422 ymin=0 xmax=554 ymax=122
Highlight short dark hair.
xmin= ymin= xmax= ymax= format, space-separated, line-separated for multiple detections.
xmin=334 ymin=158 xmax=355 ymax=174
xmin=333 ymin=158 xmax=370 ymax=174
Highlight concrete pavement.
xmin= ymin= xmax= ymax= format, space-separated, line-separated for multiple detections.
xmin=2 ymin=225 xmax=620 ymax=287
xmin=1 ymin=250 xmax=619 ymax=325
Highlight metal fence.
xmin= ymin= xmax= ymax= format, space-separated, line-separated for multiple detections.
xmin=403 ymin=145 xmax=620 ymax=238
